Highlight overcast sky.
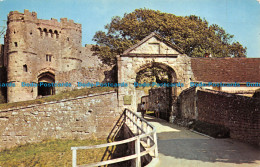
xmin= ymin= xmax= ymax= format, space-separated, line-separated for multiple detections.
xmin=0 ymin=0 xmax=259 ymax=58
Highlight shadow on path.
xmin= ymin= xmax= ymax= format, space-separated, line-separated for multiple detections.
xmin=144 ymin=115 xmax=260 ymax=167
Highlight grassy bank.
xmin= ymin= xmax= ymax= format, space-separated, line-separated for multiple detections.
xmin=0 ymin=86 xmax=115 ymax=110
xmin=0 ymin=139 xmax=114 ymax=167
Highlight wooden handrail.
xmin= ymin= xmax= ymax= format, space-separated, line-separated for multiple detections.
xmin=71 ymin=108 xmax=158 ymax=167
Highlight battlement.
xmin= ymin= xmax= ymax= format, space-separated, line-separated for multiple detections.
xmin=8 ymin=10 xmax=81 ymax=30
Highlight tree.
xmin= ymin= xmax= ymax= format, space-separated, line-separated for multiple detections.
xmin=92 ymin=9 xmax=247 ymax=65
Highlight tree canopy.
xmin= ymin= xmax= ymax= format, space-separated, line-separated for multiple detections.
xmin=92 ymin=9 xmax=247 ymax=66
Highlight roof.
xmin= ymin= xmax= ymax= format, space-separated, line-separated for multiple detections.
xmin=191 ymin=58 xmax=260 ymax=82
xmin=122 ymin=32 xmax=184 ymax=55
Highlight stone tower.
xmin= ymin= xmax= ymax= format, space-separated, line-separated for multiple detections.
xmin=5 ymin=10 xmax=83 ymax=102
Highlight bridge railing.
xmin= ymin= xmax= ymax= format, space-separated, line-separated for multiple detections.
xmin=71 ymin=108 xmax=158 ymax=167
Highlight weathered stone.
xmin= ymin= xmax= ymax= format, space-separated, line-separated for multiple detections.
xmin=0 ymin=91 xmax=119 ymax=150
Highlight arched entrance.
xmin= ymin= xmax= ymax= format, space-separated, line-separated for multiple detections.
xmin=117 ymin=33 xmax=192 ymax=122
xmin=135 ymin=62 xmax=177 ymax=120
xmin=37 ymin=72 xmax=55 ymax=96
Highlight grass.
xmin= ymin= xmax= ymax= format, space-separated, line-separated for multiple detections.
xmin=0 ymin=139 xmax=115 ymax=167
xmin=0 ymin=87 xmax=115 ymax=110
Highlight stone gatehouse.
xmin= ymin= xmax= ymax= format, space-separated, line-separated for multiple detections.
xmin=0 ymin=10 xmax=113 ymax=103
xmin=0 ymin=10 xmax=260 ymax=119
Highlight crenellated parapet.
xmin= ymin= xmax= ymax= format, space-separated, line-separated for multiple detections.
xmin=7 ymin=10 xmax=81 ymax=35
xmin=5 ymin=9 xmax=84 ymax=102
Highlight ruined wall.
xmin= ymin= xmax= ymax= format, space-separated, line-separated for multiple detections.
xmin=0 ymin=91 xmax=120 ymax=150
xmin=178 ymin=87 xmax=197 ymax=119
xmin=179 ymin=88 xmax=260 ymax=145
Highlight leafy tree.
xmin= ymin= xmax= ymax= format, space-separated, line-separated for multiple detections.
xmin=92 ymin=9 xmax=247 ymax=65
xmin=136 ymin=67 xmax=170 ymax=84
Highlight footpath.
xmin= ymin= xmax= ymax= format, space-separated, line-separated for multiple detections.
xmin=144 ymin=115 xmax=260 ymax=167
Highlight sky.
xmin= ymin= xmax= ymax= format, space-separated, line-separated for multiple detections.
xmin=0 ymin=0 xmax=259 ymax=58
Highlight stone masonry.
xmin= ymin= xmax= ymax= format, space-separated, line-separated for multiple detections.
xmin=0 ymin=91 xmax=120 ymax=150
xmin=179 ymin=88 xmax=260 ymax=145
xmin=117 ymin=33 xmax=194 ymax=117
xmin=1 ymin=10 xmax=113 ymax=103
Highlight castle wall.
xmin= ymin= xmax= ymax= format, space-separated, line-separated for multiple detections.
xmin=0 ymin=45 xmax=3 ymax=67
xmin=179 ymin=88 xmax=260 ymax=145
xmin=5 ymin=10 xmax=95 ymax=102
xmin=0 ymin=91 xmax=119 ymax=150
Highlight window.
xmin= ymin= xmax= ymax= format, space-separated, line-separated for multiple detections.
xmin=14 ymin=42 xmax=18 ymax=47
xmin=54 ymin=30 xmax=59 ymax=39
xmin=23 ymin=65 xmax=27 ymax=72
xmin=49 ymin=30 xmax=53 ymax=38
xmin=38 ymin=28 xmax=42 ymax=36
xmin=46 ymin=54 xmax=52 ymax=62
xmin=43 ymin=28 xmax=48 ymax=37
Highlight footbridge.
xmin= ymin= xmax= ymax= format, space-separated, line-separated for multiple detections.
xmin=71 ymin=109 xmax=159 ymax=167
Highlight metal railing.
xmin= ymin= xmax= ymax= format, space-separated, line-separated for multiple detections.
xmin=71 ymin=108 xmax=158 ymax=167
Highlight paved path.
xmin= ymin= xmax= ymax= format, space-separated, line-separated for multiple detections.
xmin=144 ymin=115 xmax=260 ymax=167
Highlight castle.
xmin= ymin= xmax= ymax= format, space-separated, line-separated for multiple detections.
xmin=0 ymin=9 xmax=260 ymax=107
xmin=0 ymin=10 xmax=113 ymax=103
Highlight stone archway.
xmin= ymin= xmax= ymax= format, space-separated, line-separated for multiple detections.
xmin=37 ymin=72 xmax=55 ymax=96
xmin=135 ymin=62 xmax=178 ymax=120
xmin=117 ymin=33 xmax=193 ymax=121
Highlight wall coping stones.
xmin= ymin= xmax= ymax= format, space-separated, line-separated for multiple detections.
xmin=0 ymin=91 xmax=116 ymax=112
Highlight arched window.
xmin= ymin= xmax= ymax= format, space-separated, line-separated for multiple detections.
xmin=54 ymin=30 xmax=59 ymax=39
xmin=38 ymin=28 xmax=42 ymax=36
xmin=49 ymin=29 xmax=53 ymax=38
xmin=43 ymin=28 xmax=48 ymax=37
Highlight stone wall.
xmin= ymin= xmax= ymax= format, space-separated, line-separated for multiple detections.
xmin=196 ymin=90 xmax=260 ymax=145
xmin=0 ymin=67 xmax=7 ymax=103
xmin=178 ymin=87 xmax=197 ymax=119
xmin=4 ymin=10 xmax=112 ymax=103
xmin=56 ymin=66 xmax=116 ymax=93
xmin=179 ymin=88 xmax=260 ymax=145
xmin=0 ymin=91 xmax=120 ymax=150
xmin=0 ymin=44 xmax=3 ymax=67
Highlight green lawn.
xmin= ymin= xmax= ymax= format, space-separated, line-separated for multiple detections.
xmin=0 ymin=139 xmax=114 ymax=167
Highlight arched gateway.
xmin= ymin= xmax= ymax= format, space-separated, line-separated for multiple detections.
xmin=117 ymin=33 xmax=194 ymax=121
xmin=38 ymin=72 xmax=55 ymax=96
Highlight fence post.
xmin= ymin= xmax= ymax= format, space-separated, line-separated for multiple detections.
xmin=72 ymin=148 xmax=77 ymax=167
xmin=153 ymin=132 xmax=158 ymax=158
xmin=147 ymin=125 xmax=150 ymax=147
xmin=135 ymin=137 xmax=141 ymax=167
xmin=134 ymin=116 xmax=137 ymax=134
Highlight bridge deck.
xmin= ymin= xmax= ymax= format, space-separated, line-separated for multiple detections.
xmin=143 ymin=115 xmax=260 ymax=167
